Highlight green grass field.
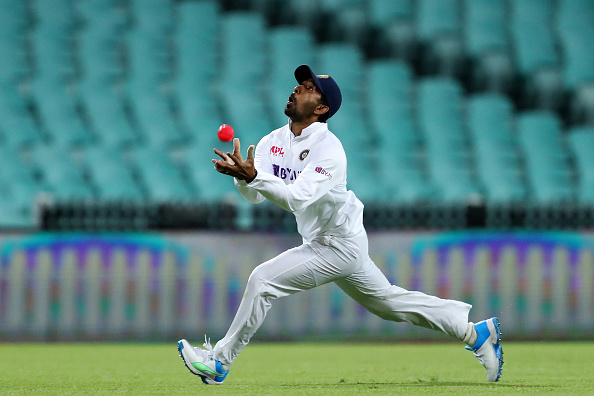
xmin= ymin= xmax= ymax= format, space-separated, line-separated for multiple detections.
xmin=1 ymin=342 xmax=593 ymax=395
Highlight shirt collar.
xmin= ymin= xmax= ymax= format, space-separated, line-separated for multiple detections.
xmin=287 ymin=121 xmax=327 ymax=140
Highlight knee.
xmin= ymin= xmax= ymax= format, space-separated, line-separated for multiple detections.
xmin=246 ymin=264 xmax=272 ymax=294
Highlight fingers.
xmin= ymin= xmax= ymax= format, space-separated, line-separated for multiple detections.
xmin=247 ymin=145 xmax=255 ymax=160
xmin=232 ymin=138 xmax=243 ymax=162
xmin=214 ymin=148 xmax=235 ymax=165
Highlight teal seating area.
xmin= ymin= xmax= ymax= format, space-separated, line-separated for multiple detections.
xmin=567 ymin=126 xmax=594 ymax=203
xmin=467 ymin=93 xmax=526 ymax=203
xmin=1 ymin=0 xmax=594 ymax=229
xmin=517 ymin=112 xmax=575 ymax=203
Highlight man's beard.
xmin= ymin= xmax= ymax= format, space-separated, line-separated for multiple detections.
xmin=284 ymin=98 xmax=311 ymax=123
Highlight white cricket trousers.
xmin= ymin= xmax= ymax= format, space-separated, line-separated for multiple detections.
xmin=213 ymin=230 xmax=471 ymax=365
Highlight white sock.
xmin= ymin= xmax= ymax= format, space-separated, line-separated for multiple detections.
xmin=462 ymin=322 xmax=478 ymax=347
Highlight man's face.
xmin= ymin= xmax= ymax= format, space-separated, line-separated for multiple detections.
xmin=284 ymin=78 xmax=325 ymax=122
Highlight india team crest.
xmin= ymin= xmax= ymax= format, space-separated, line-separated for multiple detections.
xmin=299 ymin=149 xmax=310 ymax=161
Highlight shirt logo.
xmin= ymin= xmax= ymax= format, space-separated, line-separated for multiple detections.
xmin=273 ymin=164 xmax=301 ymax=181
xmin=315 ymin=166 xmax=332 ymax=179
xmin=299 ymin=149 xmax=310 ymax=161
xmin=270 ymin=146 xmax=284 ymax=156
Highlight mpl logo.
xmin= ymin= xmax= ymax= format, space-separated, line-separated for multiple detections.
xmin=270 ymin=146 xmax=284 ymax=156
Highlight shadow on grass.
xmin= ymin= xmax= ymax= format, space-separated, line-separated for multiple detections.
xmin=277 ymin=381 xmax=554 ymax=389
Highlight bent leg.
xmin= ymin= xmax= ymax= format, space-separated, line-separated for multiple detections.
xmin=214 ymin=237 xmax=364 ymax=365
xmin=335 ymin=258 xmax=471 ymax=340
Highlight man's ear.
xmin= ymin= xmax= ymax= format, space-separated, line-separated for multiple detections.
xmin=314 ymin=104 xmax=329 ymax=116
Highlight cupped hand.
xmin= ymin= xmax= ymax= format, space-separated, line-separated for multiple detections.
xmin=213 ymin=138 xmax=257 ymax=183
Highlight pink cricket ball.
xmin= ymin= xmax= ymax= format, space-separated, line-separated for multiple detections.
xmin=217 ymin=124 xmax=234 ymax=142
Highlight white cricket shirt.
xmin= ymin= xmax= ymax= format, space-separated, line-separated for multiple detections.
xmin=234 ymin=122 xmax=365 ymax=242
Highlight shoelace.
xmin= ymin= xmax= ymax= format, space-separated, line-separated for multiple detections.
xmin=193 ymin=335 xmax=214 ymax=360
xmin=203 ymin=335 xmax=214 ymax=355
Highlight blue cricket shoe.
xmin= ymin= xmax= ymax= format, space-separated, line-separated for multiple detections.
xmin=466 ymin=317 xmax=504 ymax=382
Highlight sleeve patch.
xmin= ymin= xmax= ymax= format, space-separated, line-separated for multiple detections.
xmin=315 ymin=166 xmax=332 ymax=179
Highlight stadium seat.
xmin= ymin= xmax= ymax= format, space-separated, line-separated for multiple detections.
xmin=0 ymin=36 xmax=30 ymax=82
xmin=77 ymin=24 xmax=126 ymax=83
xmin=327 ymin=61 xmax=383 ymax=205
xmin=510 ymin=0 xmax=562 ymax=110
xmin=182 ymin=140 xmax=238 ymax=202
xmin=368 ymin=0 xmax=415 ymax=60
xmin=418 ymin=78 xmax=481 ymax=202
xmin=31 ymin=29 xmax=77 ymax=79
xmin=174 ymin=0 xmax=224 ymax=141
xmin=126 ymin=85 xmax=186 ymax=147
xmin=0 ymin=146 xmax=46 ymax=216
xmin=127 ymin=30 xmax=171 ymax=83
xmin=218 ymin=86 xmax=273 ymax=144
xmin=367 ymin=61 xmax=416 ymax=140
xmin=0 ymin=0 xmax=28 ymax=17
xmin=130 ymin=0 xmax=173 ymax=32
xmin=282 ymin=0 xmax=323 ymax=37
xmin=517 ymin=111 xmax=575 ymax=203
xmin=31 ymin=144 xmax=96 ymax=200
xmin=78 ymin=82 xmax=138 ymax=148
xmin=83 ymin=146 xmax=145 ymax=201
xmin=220 ymin=12 xmax=267 ymax=85
xmin=369 ymin=0 xmax=412 ymax=29
xmin=367 ymin=60 xmax=433 ymax=202
xmin=567 ymin=126 xmax=594 ymax=203
xmin=463 ymin=0 xmax=514 ymax=93
xmin=174 ymin=0 xmax=220 ymax=84
xmin=570 ymin=84 xmax=594 ymax=126
xmin=218 ymin=12 xmax=272 ymax=143
xmin=268 ymin=26 xmax=315 ymax=127
xmin=556 ymin=0 xmax=594 ymax=90
xmin=322 ymin=0 xmax=369 ymax=49
xmin=76 ymin=1 xmax=140 ymax=147
xmin=0 ymin=178 xmax=36 ymax=227
xmin=32 ymin=0 xmax=76 ymax=30
xmin=130 ymin=147 xmax=194 ymax=202
xmin=317 ymin=44 xmax=372 ymax=160
xmin=125 ymin=0 xmax=185 ymax=147
xmin=416 ymin=0 xmax=464 ymax=77
xmin=31 ymin=0 xmax=78 ymax=80
xmin=467 ymin=94 xmax=526 ymax=202
xmin=0 ymin=84 xmax=41 ymax=148
xmin=317 ymin=43 xmax=365 ymax=103
xmin=30 ymin=78 xmax=92 ymax=147
xmin=0 ymin=0 xmax=30 ymax=82
xmin=0 ymin=199 xmax=34 ymax=227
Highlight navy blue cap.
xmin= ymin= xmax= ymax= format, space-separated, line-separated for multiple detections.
xmin=294 ymin=65 xmax=342 ymax=119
